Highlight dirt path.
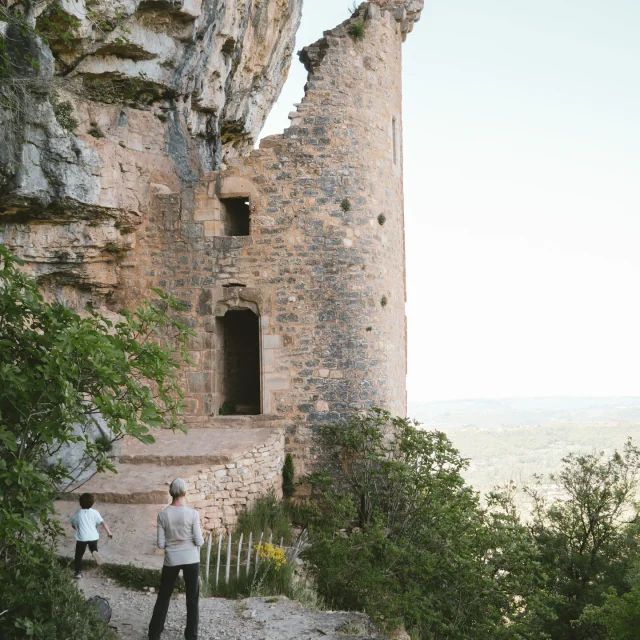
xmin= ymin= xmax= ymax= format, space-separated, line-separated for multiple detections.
xmin=78 ymin=568 xmax=380 ymax=640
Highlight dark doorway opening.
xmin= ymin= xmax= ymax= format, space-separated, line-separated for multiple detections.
xmin=220 ymin=309 xmax=260 ymax=414
xmin=221 ymin=197 xmax=250 ymax=236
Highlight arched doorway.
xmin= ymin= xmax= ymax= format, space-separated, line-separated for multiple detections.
xmin=219 ymin=309 xmax=261 ymax=415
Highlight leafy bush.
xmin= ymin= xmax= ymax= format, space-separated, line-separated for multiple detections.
xmin=235 ymin=492 xmax=293 ymax=545
xmin=300 ymin=409 xmax=553 ymax=639
xmin=0 ymin=543 xmax=115 ymax=639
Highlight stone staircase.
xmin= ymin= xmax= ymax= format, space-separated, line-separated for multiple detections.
xmin=55 ymin=420 xmax=285 ymax=569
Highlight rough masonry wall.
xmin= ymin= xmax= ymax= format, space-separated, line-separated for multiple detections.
xmin=184 ymin=429 xmax=284 ymax=534
xmin=121 ymin=4 xmax=414 ymax=474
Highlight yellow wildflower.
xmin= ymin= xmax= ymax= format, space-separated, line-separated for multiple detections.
xmin=255 ymin=542 xmax=287 ymax=570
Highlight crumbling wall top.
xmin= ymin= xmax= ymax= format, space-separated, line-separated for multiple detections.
xmin=299 ymin=0 xmax=423 ymax=73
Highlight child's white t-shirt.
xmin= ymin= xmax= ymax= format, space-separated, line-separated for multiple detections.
xmin=69 ymin=508 xmax=103 ymax=542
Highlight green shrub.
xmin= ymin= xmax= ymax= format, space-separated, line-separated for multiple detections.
xmin=348 ymin=19 xmax=366 ymax=41
xmin=283 ymin=454 xmax=295 ymax=498
xmin=340 ymin=198 xmax=352 ymax=212
xmin=377 ymin=213 xmax=386 ymax=226
xmin=235 ymin=492 xmax=293 ymax=545
xmin=0 ymin=544 xmax=115 ymax=639
xmin=219 ymin=401 xmax=237 ymax=415
xmin=301 ymin=409 xmax=553 ymax=638
xmin=50 ymin=93 xmax=78 ymax=133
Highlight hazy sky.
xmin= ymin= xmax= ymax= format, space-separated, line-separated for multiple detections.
xmin=262 ymin=1 xmax=640 ymax=404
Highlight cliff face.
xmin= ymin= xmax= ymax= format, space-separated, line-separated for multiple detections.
xmin=0 ymin=0 xmax=302 ymax=303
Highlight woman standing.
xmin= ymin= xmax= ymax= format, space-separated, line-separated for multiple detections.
xmin=149 ymin=478 xmax=204 ymax=640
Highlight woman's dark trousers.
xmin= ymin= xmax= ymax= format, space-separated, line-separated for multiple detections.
xmin=74 ymin=540 xmax=98 ymax=572
xmin=148 ymin=562 xmax=199 ymax=640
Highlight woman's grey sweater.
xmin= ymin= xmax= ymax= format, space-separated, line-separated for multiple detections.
xmin=156 ymin=505 xmax=204 ymax=566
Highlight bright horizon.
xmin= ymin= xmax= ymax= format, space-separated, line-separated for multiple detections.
xmin=261 ymin=0 xmax=640 ymax=404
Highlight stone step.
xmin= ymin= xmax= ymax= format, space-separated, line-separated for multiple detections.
xmin=54 ymin=501 xmax=165 ymax=570
xmin=119 ymin=426 xmax=276 ymax=465
xmin=181 ymin=414 xmax=284 ymax=429
xmin=57 ymin=462 xmax=204 ymax=504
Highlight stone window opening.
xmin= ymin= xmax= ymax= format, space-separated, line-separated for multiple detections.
xmin=392 ymin=117 xmax=398 ymax=165
xmin=217 ymin=308 xmax=261 ymax=415
xmin=220 ymin=197 xmax=251 ymax=236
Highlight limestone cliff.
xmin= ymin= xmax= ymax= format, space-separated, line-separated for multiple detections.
xmin=0 ymin=0 xmax=302 ymax=303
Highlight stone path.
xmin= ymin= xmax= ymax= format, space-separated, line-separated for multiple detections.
xmin=79 ymin=569 xmax=380 ymax=639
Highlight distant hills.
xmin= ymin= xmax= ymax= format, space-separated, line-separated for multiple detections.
xmin=408 ymin=397 xmax=640 ymax=505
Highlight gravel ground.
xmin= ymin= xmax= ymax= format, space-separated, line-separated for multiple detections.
xmin=79 ymin=568 xmax=380 ymax=640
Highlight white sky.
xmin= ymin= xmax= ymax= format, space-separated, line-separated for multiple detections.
xmin=262 ymin=0 xmax=640 ymax=404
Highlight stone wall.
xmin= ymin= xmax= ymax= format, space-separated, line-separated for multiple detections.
xmin=184 ymin=428 xmax=284 ymax=533
xmin=115 ymin=3 xmax=422 ymax=475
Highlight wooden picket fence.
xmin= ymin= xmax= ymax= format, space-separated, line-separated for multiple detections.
xmin=204 ymin=531 xmax=285 ymax=587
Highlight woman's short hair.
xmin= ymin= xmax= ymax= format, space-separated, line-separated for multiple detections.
xmin=169 ymin=478 xmax=187 ymax=498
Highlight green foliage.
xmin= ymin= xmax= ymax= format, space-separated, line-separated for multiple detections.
xmin=282 ymin=453 xmax=295 ymax=499
xmin=104 ymin=242 xmax=123 ymax=254
xmin=94 ymin=433 xmax=113 ymax=454
xmin=35 ymin=4 xmax=82 ymax=49
xmin=82 ymin=71 xmax=165 ymax=106
xmin=204 ymin=552 xmax=296 ymax=600
xmin=50 ymin=92 xmax=78 ymax=133
xmin=574 ymin=569 xmax=640 ymax=640
xmin=0 ymin=246 xmax=192 ymax=565
xmin=340 ymin=198 xmax=352 ymax=212
xmin=300 ymin=409 xmax=553 ymax=639
xmin=524 ymin=440 xmax=640 ymax=639
xmin=377 ymin=213 xmax=386 ymax=226
xmin=348 ymin=19 xmax=366 ymax=41
xmin=102 ymin=563 xmax=185 ymax=593
xmin=89 ymin=126 xmax=105 ymax=138
xmin=380 ymin=295 xmax=388 ymax=307
xmin=235 ymin=492 xmax=293 ymax=545
xmin=0 ymin=542 xmax=115 ymax=639
xmin=219 ymin=401 xmax=237 ymax=416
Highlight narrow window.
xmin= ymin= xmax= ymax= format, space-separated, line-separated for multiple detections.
xmin=220 ymin=309 xmax=260 ymax=415
xmin=220 ymin=197 xmax=250 ymax=236
xmin=392 ymin=117 xmax=398 ymax=165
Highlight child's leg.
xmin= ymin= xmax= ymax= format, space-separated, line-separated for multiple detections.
xmin=74 ymin=541 xmax=88 ymax=573
xmin=89 ymin=540 xmax=104 ymax=565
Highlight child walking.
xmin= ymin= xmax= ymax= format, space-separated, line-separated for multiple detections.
xmin=69 ymin=492 xmax=113 ymax=578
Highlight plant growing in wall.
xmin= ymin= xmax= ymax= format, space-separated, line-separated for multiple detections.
xmin=283 ymin=454 xmax=295 ymax=498
xmin=380 ymin=295 xmax=388 ymax=307
xmin=50 ymin=92 xmax=78 ymax=133
xmin=377 ymin=214 xmax=386 ymax=226
xmin=220 ymin=401 xmax=237 ymax=416
xmin=348 ymin=19 xmax=366 ymax=41
xmin=341 ymin=198 xmax=352 ymax=212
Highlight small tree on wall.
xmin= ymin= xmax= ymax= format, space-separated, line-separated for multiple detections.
xmin=283 ymin=453 xmax=295 ymax=498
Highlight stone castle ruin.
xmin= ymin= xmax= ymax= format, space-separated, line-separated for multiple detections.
xmin=0 ymin=0 xmax=422 ymax=566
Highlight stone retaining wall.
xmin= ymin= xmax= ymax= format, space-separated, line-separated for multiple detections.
xmin=184 ymin=429 xmax=285 ymax=533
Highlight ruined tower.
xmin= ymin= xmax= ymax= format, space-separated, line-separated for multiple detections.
xmin=121 ymin=1 xmax=423 ymax=473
